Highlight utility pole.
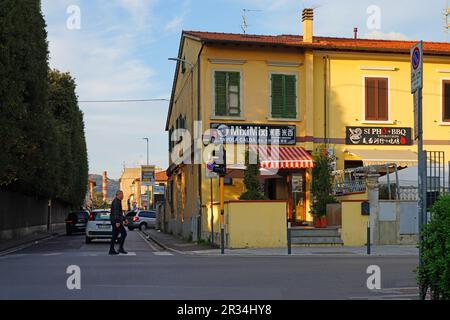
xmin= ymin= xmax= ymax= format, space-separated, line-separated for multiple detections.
xmin=210 ymin=177 xmax=214 ymax=246
xmin=411 ymin=41 xmax=426 ymax=300
xmin=143 ymin=138 xmax=150 ymax=209
xmin=219 ymin=174 xmax=225 ymax=254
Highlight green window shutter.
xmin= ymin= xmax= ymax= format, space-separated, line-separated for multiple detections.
xmin=284 ymin=75 xmax=297 ymax=118
xmin=227 ymin=72 xmax=241 ymax=116
xmin=215 ymin=71 xmax=227 ymax=116
xmin=271 ymin=74 xmax=284 ymax=118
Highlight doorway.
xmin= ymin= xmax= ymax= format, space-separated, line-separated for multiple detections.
xmin=292 ymin=172 xmax=306 ymax=224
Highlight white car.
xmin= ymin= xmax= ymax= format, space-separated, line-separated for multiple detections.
xmin=85 ymin=209 xmax=113 ymax=243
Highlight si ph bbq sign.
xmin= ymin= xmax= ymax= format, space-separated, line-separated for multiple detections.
xmin=411 ymin=41 xmax=423 ymax=93
xmin=346 ymin=127 xmax=413 ymax=146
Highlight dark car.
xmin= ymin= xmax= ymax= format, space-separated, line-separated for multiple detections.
xmin=65 ymin=210 xmax=89 ymax=236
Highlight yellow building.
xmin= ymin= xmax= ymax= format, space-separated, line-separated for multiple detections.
xmin=119 ymin=168 xmax=141 ymax=210
xmin=165 ymin=8 xmax=450 ymax=241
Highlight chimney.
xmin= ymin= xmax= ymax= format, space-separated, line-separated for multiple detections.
xmin=354 ymin=27 xmax=358 ymax=39
xmin=102 ymin=171 xmax=107 ymax=202
xmin=302 ymin=8 xmax=314 ymax=43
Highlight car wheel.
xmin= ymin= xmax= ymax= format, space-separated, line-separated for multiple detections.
xmin=85 ymin=236 xmax=92 ymax=244
xmin=139 ymin=223 xmax=147 ymax=231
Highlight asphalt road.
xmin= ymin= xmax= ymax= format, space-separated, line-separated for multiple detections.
xmin=0 ymin=230 xmax=419 ymax=300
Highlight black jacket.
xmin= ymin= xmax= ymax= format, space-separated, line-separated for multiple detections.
xmin=110 ymin=197 xmax=124 ymax=224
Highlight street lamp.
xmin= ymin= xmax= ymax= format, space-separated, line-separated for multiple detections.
xmin=143 ymin=137 xmax=149 ymax=165
xmin=168 ymin=57 xmax=194 ymax=70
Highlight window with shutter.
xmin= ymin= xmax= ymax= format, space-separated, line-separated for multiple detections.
xmin=443 ymin=80 xmax=450 ymax=122
xmin=365 ymin=77 xmax=388 ymax=121
xmin=214 ymin=71 xmax=241 ymax=117
xmin=271 ymin=74 xmax=297 ymax=119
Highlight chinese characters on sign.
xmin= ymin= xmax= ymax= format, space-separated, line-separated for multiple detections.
xmin=346 ymin=127 xmax=413 ymax=146
xmin=211 ymin=123 xmax=296 ymax=145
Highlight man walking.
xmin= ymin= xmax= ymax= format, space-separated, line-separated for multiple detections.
xmin=109 ymin=190 xmax=128 ymax=255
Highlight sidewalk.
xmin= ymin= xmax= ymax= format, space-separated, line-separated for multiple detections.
xmin=142 ymin=228 xmax=215 ymax=253
xmin=0 ymin=228 xmax=64 ymax=256
xmin=143 ymin=229 xmax=418 ymax=257
xmin=190 ymin=245 xmax=419 ymax=257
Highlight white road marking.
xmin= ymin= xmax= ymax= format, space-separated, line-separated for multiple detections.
xmin=118 ymin=252 xmax=136 ymax=256
xmin=153 ymin=252 xmax=173 ymax=256
xmin=43 ymin=252 xmax=62 ymax=256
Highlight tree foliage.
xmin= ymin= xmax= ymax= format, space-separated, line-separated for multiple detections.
xmin=417 ymin=195 xmax=450 ymax=300
xmin=239 ymin=150 xmax=267 ymax=201
xmin=0 ymin=1 xmax=88 ymax=206
xmin=310 ymin=145 xmax=336 ymax=217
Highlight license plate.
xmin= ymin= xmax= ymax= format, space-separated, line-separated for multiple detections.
xmin=98 ymin=224 xmax=110 ymax=229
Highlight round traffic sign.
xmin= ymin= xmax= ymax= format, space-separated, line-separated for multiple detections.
xmin=207 ymin=162 xmax=215 ymax=171
xmin=412 ymin=47 xmax=421 ymax=70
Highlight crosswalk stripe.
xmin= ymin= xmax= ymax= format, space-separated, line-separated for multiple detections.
xmin=153 ymin=252 xmax=173 ymax=256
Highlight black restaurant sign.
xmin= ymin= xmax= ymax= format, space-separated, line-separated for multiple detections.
xmin=211 ymin=123 xmax=296 ymax=145
xmin=346 ymin=126 xmax=413 ymax=146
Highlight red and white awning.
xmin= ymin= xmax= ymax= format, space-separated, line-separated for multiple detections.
xmin=249 ymin=146 xmax=314 ymax=169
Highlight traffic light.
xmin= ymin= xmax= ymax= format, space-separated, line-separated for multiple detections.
xmin=207 ymin=147 xmax=226 ymax=176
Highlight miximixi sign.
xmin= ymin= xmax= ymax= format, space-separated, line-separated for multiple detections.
xmin=346 ymin=127 xmax=413 ymax=146
xmin=211 ymin=123 xmax=296 ymax=145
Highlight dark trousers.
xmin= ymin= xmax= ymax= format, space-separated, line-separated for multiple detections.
xmin=110 ymin=223 xmax=127 ymax=251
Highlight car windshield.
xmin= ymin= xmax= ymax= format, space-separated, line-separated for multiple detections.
xmin=94 ymin=211 xmax=110 ymax=221
xmin=126 ymin=211 xmax=137 ymax=217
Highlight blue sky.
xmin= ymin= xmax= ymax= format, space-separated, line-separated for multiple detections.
xmin=42 ymin=0 xmax=448 ymax=178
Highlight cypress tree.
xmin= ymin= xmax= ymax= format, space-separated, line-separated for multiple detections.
xmin=239 ymin=149 xmax=267 ymax=200
xmin=0 ymin=0 xmax=50 ymax=195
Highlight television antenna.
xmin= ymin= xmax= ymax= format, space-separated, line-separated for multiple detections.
xmin=444 ymin=0 xmax=450 ymax=41
xmin=241 ymin=9 xmax=262 ymax=34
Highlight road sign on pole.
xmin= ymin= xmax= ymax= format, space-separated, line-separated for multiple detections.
xmin=141 ymin=165 xmax=155 ymax=187
xmin=411 ymin=41 xmax=426 ymax=300
xmin=411 ymin=41 xmax=423 ymax=94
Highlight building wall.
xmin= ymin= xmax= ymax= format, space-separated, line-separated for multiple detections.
xmin=341 ymin=200 xmax=369 ymax=246
xmin=167 ymin=36 xmax=450 ymax=241
xmin=201 ymin=200 xmax=287 ymax=248
xmin=119 ymin=168 xmax=140 ymax=210
xmin=166 ymin=36 xmax=204 ymax=239
xmin=313 ymin=52 xmax=450 ymax=170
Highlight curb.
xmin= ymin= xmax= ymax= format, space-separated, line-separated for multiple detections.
xmin=0 ymin=232 xmax=63 ymax=257
xmin=139 ymin=230 xmax=187 ymax=255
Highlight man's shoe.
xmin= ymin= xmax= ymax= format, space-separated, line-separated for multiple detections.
xmin=118 ymin=248 xmax=128 ymax=254
xmin=109 ymin=250 xmax=119 ymax=255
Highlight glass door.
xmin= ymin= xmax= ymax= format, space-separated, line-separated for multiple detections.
xmin=292 ymin=173 xmax=304 ymax=224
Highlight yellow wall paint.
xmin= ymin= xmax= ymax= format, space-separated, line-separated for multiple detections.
xmin=341 ymin=201 xmax=369 ymax=246
xmin=227 ymin=201 xmax=287 ymax=248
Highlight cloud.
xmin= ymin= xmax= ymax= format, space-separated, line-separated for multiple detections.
xmin=364 ymin=30 xmax=408 ymax=40
xmin=42 ymin=0 xmax=173 ymax=178
xmin=164 ymin=16 xmax=184 ymax=32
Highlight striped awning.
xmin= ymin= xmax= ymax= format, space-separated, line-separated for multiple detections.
xmin=249 ymin=146 xmax=314 ymax=169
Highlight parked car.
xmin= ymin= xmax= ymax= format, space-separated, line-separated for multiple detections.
xmin=126 ymin=210 xmax=156 ymax=231
xmin=65 ymin=211 xmax=89 ymax=236
xmin=85 ymin=209 xmax=114 ymax=244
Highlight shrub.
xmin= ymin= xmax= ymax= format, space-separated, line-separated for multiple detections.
xmin=310 ymin=146 xmax=336 ymax=217
xmin=417 ymin=195 xmax=450 ymax=300
xmin=239 ymin=149 xmax=267 ymax=201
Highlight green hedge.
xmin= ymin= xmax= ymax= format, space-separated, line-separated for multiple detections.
xmin=0 ymin=1 xmax=88 ymax=206
xmin=417 ymin=195 xmax=450 ymax=300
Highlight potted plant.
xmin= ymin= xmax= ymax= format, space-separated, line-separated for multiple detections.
xmin=310 ymin=146 xmax=337 ymax=228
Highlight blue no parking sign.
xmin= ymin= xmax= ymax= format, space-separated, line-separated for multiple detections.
xmin=411 ymin=41 xmax=423 ymax=93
